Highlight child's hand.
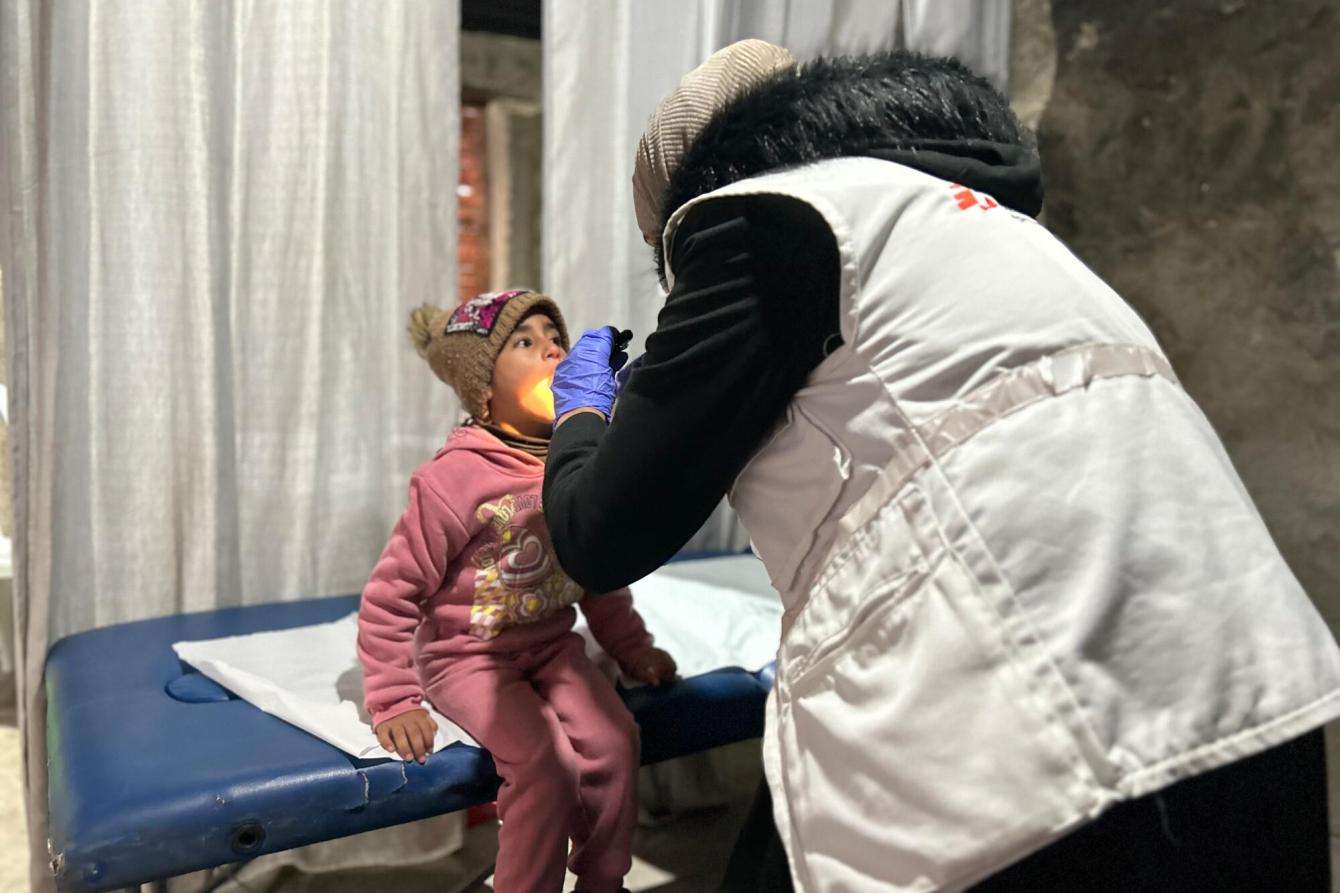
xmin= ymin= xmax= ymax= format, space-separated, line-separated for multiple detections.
xmin=627 ymin=646 xmax=678 ymax=687
xmin=375 ymin=708 xmax=438 ymax=764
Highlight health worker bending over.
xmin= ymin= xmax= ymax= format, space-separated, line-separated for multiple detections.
xmin=544 ymin=39 xmax=1340 ymax=892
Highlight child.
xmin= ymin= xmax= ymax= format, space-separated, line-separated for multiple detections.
xmin=358 ymin=289 xmax=677 ymax=893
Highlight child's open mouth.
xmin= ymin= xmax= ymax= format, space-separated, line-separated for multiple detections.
xmin=520 ymin=375 xmax=555 ymax=420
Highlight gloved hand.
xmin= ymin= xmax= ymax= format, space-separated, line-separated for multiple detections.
xmin=615 ymin=353 xmax=646 ymax=393
xmin=552 ymin=326 xmax=632 ymax=422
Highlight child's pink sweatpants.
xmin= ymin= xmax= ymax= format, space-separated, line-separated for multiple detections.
xmin=424 ymin=631 xmax=639 ymax=893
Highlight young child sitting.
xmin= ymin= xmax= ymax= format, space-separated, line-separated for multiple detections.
xmin=357 ymin=289 xmax=677 ymax=893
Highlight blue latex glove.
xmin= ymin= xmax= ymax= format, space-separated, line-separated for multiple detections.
xmin=552 ymin=326 xmax=631 ymax=422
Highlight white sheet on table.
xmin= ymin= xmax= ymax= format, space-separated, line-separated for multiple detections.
xmin=171 ymin=555 xmax=781 ymax=761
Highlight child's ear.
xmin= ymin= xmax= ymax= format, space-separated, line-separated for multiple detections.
xmin=480 ymin=386 xmax=493 ymax=408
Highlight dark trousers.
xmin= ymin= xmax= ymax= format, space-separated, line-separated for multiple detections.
xmin=720 ymin=728 xmax=1330 ymax=892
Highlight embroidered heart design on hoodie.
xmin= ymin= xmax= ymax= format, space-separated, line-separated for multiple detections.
xmin=498 ymin=529 xmax=552 ymax=588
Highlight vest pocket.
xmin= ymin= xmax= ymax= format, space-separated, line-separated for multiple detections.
xmin=774 ymin=545 xmax=1095 ymax=891
xmin=780 ymin=483 xmax=932 ymax=674
xmin=783 ymin=551 xmax=935 ymax=687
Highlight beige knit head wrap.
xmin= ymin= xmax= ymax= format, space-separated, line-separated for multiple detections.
xmin=408 ymin=289 xmax=569 ymax=421
xmin=632 ymin=39 xmax=796 ymax=243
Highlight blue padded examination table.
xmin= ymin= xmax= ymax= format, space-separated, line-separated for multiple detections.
xmin=45 ymin=578 xmax=774 ymax=891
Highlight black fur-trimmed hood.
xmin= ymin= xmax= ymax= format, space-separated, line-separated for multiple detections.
xmin=654 ymin=50 xmax=1043 ymax=277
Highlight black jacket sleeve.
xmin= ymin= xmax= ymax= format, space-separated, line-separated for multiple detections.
xmin=543 ymin=194 xmax=841 ymax=592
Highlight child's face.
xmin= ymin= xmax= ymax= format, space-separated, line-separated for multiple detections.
xmin=485 ymin=312 xmax=566 ymax=436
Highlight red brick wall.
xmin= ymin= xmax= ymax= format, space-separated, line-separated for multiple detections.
xmin=458 ymin=101 xmax=489 ymax=301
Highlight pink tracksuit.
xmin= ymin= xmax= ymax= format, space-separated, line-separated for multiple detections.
xmin=357 ymin=425 xmax=654 ymax=893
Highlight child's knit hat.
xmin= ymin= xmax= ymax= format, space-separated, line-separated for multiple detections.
xmin=409 ymin=289 xmax=570 ymax=420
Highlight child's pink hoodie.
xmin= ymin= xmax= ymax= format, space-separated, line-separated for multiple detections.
xmin=358 ymin=425 xmax=654 ymax=727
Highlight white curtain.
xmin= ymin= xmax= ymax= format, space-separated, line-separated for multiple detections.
xmin=542 ymin=0 xmax=1011 ymax=555
xmin=0 ymin=2 xmax=461 ymax=889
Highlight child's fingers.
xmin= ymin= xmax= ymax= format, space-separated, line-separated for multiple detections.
xmin=405 ymin=723 xmax=428 ymax=763
xmin=391 ymin=725 xmax=414 ymax=761
xmin=640 ymin=653 xmax=672 ymax=685
xmin=418 ymin=716 xmax=438 ymax=753
xmin=376 ymin=726 xmax=394 ymax=753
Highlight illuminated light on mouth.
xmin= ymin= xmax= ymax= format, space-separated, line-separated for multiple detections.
xmin=520 ymin=376 xmax=555 ymax=420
